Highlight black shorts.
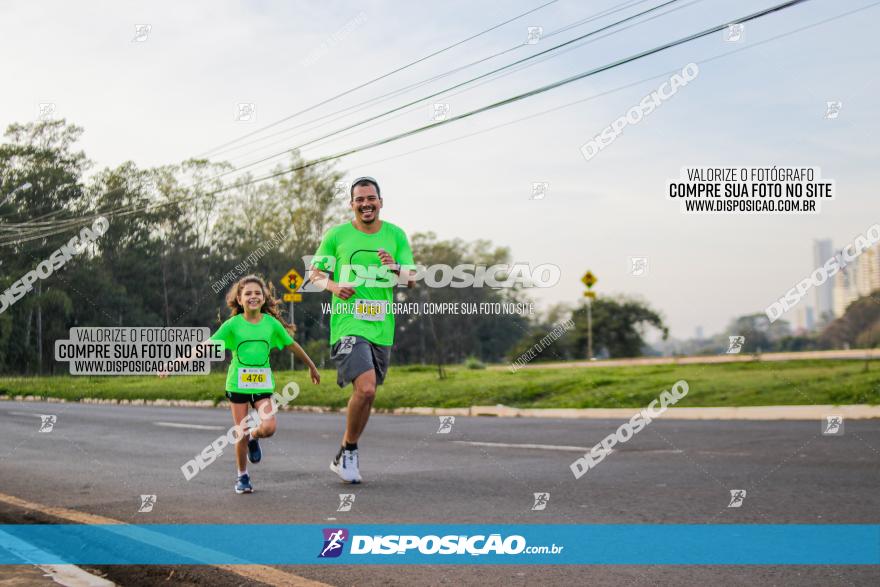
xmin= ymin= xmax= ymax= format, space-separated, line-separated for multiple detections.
xmin=225 ymin=391 xmax=273 ymax=407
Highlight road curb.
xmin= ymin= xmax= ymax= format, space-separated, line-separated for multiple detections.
xmin=3 ymin=395 xmax=879 ymax=419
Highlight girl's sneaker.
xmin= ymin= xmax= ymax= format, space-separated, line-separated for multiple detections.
xmin=235 ymin=474 xmax=254 ymax=494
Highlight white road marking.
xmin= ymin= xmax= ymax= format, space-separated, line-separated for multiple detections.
xmin=7 ymin=411 xmax=44 ymax=417
xmin=453 ymin=440 xmax=607 ymax=453
xmin=0 ymin=529 xmax=114 ymax=586
xmin=154 ymin=422 xmax=223 ymax=431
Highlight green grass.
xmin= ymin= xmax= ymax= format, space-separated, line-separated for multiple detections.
xmin=1 ymin=359 xmax=878 ymax=409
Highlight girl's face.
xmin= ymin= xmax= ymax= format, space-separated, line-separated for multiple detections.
xmin=238 ymin=281 xmax=265 ymax=312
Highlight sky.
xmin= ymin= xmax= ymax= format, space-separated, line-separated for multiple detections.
xmin=2 ymin=0 xmax=878 ymax=340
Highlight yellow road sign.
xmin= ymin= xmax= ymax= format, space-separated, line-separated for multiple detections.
xmin=283 ymin=293 xmax=302 ymax=303
xmin=581 ymin=271 xmax=597 ymax=289
xmin=280 ymin=268 xmax=303 ymax=293
xmin=583 ymin=290 xmax=596 ymax=299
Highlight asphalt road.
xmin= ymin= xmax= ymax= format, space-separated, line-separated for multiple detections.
xmin=1 ymin=400 xmax=879 ymax=586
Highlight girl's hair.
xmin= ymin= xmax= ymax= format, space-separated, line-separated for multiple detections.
xmin=225 ymin=274 xmax=295 ymax=333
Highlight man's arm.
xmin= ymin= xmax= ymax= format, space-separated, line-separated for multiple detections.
xmin=310 ymin=267 xmax=355 ymax=300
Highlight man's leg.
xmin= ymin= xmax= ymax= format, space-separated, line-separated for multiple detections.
xmin=343 ymin=368 xmax=376 ymax=445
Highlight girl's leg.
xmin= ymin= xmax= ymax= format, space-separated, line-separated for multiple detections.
xmin=250 ymin=397 xmax=277 ymax=439
xmin=230 ymin=401 xmax=250 ymax=473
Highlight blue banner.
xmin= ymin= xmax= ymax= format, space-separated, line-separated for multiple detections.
xmin=1 ymin=524 xmax=878 ymax=565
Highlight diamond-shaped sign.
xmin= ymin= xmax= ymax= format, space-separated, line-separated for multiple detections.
xmin=280 ymin=269 xmax=303 ymax=293
xmin=581 ymin=271 xmax=597 ymax=289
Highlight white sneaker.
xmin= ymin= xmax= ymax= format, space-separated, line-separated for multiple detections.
xmin=330 ymin=448 xmax=362 ymax=484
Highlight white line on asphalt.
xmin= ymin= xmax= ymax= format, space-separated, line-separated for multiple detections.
xmin=154 ymin=422 xmax=224 ymax=431
xmin=452 ymin=440 xmax=607 ymax=453
xmin=0 ymin=529 xmax=114 ymax=586
xmin=7 ymin=411 xmax=43 ymax=417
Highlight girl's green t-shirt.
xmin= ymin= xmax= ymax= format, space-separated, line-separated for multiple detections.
xmin=209 ymin=313 xmax=293 ymax=393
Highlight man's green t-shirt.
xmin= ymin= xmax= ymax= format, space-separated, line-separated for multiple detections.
xmin=209 ymin=313 xmax=294 ymax=393
xmin=312 ymin=220 xmax=414 ymax=347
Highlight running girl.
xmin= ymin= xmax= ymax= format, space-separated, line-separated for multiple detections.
xmin=209 ymin=274 xmax=320 ymax=494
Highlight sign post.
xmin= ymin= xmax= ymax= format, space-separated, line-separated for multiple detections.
xmin=581 ymin=271 xmax=597 ymax=361
xmin=280 ymin=269 xmax=304 ymax=369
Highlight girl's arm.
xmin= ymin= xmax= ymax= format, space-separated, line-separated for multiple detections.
xmin=284 ymin=340 xmax=321 ymax=384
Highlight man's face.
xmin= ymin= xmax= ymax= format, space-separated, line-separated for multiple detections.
xmin=351 ymin=183 xmax=382 ymax=224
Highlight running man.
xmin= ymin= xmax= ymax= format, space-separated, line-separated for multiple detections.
xmin=310 ymin=176 xmax=415 ymax=483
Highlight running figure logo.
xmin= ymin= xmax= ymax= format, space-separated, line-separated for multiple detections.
xmin=318 ymin=528 xmax=349 ymax=558
xmin=531 ymin=492 xmax=550 ymax=511
xmin=38 ymin=415 xmax=56 ymax=433
xmin=531 ymin=182 xmax=549 ymax=200
xmin=436 ymin=416 xmax=455 ymax=434
xmin=728 ymin=489 xmax=746 ymax=508
xmin=724 ymin=23 xmax=744 ymax=42
xmin=630 ymin=257 xmax=648 ymax=276
xmin=337 ymin=336 xmax=356 ymax=356
xmin=431 ymin=103 xmax=451 ymax=122
xmin=526 ymin=26 xmax=543 ymax=45
xmin=822 ymin=415 xmax=844 ymax=435
xmin=824 ymin=101 xmax=843 ymax=120
xmin=337 ymin=494 xmax=355 ymax=512
xmin=138 ymin=495 xmax=157 ymax=513
xmin=333 ymin=181 xmax=348 ymax=198
xmin=727 ymin=336 xmax=745 ymax=354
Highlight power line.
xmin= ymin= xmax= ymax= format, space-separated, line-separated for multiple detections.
xmin=0 ymin=0 xmax=817 ymax=247
xmin=208 ymin=0 xmax=688 ymax=183
xmin=204 ymin=0 xmax=653 ymax=161
xmin=196 ymin=0 xmax=561 ymax=158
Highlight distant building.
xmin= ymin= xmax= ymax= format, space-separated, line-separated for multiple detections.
xmin=832 ymin=243 xmax=880 ymax=318
xmin=805 ymin=306 xmax=815 ymax=331
xmin=813 ymin=239 xmax=834 ymax=320
xmin=695 ymin=326 xmax=704 ymax=340
xmin=855 ymin=244 xmax=880 ymax=296
xmin=832 ymin=260 xmax=859 ymax=318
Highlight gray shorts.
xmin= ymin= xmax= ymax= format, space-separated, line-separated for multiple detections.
xmin=331 ymin=335 xmax=391 ymax=388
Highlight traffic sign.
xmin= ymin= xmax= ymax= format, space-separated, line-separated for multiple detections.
xmin=283 ymin=293 xmax=302 ymax=303
xmin=581 ymin=271 xmax=597 ymax=289
xmin=583 ymin=290 xmax=596 ymax=299
xmin=280 ymin=268 xmax=303 ymax=293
